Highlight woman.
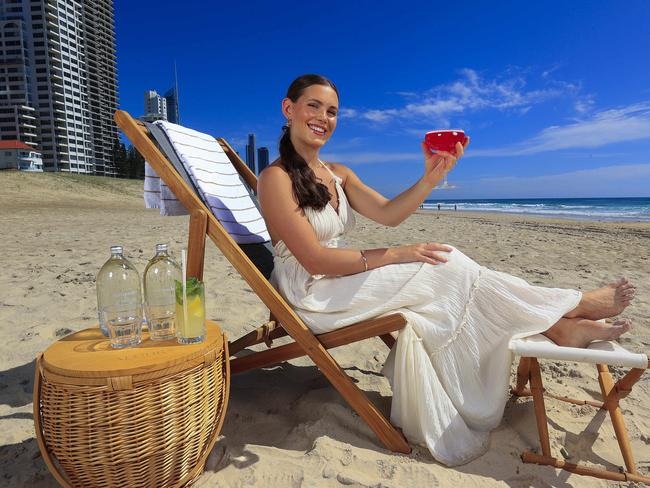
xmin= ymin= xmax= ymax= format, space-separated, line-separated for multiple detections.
xmin=257 ymin=74 xmax=636 ymax=466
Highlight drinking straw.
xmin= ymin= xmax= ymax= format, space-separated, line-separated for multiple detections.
xmin=181 ymin=249 xmax=189 ymax=335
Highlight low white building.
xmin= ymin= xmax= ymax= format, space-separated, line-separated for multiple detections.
xmin=0 ymin=141 xmax=43 ymax=172
xmin=143 ymin=90 xmax=168 ymax=122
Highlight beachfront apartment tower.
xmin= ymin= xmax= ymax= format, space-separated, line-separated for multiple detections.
xmin=143 ymin=90 xmax=167 ymax=122
xmin=0 ymin=0 xmax=118 ymax=174
xmin=0 ymin=16 xmax=38 ymax=149
xmin=82 ymin=0 xmax=119 ymax=176
xmin=245 ymin=133 xmax=256 ymax=174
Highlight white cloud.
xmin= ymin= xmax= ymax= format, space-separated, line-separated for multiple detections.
xmin=339 ymin=108 xmax=358 ymax=118
xmin=574 ymin=94 xmax=595 ymax=114
xmin=344 ymin=68 xmax=574 ymax=124
xmin=470 ymin=102 xmax=650 ymax=157
xmin=321 ymin=151 xmax=421 ymax=164
xmin=541 ymin=63 xmax=563 ymax=79
xmin=362 ymin=109 xmax=399 ymax=122
xmin=325 ymin=102 xmax=650 ymax=164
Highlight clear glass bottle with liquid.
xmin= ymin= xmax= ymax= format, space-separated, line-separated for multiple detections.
xmin=96 ymin=246 xmax=143 ymax=348
xmin=143 ymin=244 xmax=181 ymax=341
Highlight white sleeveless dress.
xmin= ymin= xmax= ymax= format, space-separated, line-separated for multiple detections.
xmin=271 ymin=167 xmax=582 ymax=466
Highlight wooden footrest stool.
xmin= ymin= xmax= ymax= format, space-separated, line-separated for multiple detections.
xmin=510 ymin=334 xmax=649 ymax=484
xmin=33 ymin=321 xmax=230 ymax=488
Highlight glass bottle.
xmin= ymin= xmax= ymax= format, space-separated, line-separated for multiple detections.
xmin=143 ymin=244 xmax=181 ymax=341
xmin=96 ymin=246 xmax=142 ymax=348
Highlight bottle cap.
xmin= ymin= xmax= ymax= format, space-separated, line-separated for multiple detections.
xmin=155 ymin=243 xmax=168 ymax=252
xmin=110 ymin=245 xmax=123 ymax=254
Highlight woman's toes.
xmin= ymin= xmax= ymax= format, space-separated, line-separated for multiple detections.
xmin=620 ymin=283 xmax=634 ymax=293
xmin=611 ymin=318 xmax=632 ymax=335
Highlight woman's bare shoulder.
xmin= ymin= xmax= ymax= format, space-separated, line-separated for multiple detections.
xmin=259 ymin=160 xmax=290 ymax=184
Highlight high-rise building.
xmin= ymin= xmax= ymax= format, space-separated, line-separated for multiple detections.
xmin=83 ymin=0 xmax=119 ymax=175
xmin=0 ymin=0 xmax=119 ymax=174
xmin=257 ymin=147 xmax=269 ymax=174
xmin=164 ymin=86 xmax=179 ymax=124
xmin=143 ymin=90 xmax=167 ymax=121
xmin=245 ymin=133 xmax=255 ymax=174
xmin=0 ymin=11 xmax=39 ymax=149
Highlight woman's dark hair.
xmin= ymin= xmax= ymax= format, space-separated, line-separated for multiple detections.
xmin=280 ymin=74 xmax=339 ymax=210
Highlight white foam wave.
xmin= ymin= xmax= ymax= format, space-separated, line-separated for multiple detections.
xmin=422 ymin=202 xmax=650 ymax=221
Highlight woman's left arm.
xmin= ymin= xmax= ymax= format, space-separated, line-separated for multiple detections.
xmin=340 ymin=140 xmax=468 ymax=227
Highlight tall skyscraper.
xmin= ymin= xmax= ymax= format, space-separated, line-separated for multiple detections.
xmin=0 ymin=7 xmax=38 ymax=150
xmin=257 ymin=147 xmax=269 ymax=174
xmin=0 ymin=0 xmax=119 ymax=174
xmin=143 ymin=90 xmax=167 ymax=121
xmin=164 ymin=87 xmax=179 ymax=124
xmin=82 ymin=0 xmax=119 ymax=176
xmin=165 ymin=62 xmax=180 ymax=124
xmin=245 ymin=133 xmax=256 ymax=174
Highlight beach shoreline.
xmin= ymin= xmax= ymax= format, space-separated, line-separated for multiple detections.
xmin=417 ymin=207 xmax=650 ymax=226
xmin=1 ymin=172 xmax=648 ymax=486
xmin=420 ymin=196 xmax=650 ymax=223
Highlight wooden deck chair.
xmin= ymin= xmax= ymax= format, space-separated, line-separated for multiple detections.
xmin=115 ymin=110 xmax=411 ymax=454
xmin=509 ymin=334 xmax=649 ymax=484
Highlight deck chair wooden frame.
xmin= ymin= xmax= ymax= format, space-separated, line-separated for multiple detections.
xmin=511 ymin=356 xmax=649 ymax=484
xmin=115 ymin=110 xmax=410 ymax=454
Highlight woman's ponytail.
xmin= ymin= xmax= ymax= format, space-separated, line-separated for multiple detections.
xmin=279 ymin=125 xmax=330 ymax=210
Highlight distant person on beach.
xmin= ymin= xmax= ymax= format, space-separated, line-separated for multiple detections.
xmin=454 ymin=204 xmax=457 ymax=211
xmin=437 ymin=203 xmax=441 ymax=211
xmin=257 ymin=74 xmax=636 ymax=466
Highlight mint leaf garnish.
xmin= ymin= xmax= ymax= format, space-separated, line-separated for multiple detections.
xmin=175 ymin=278 xmax=204 ymax=305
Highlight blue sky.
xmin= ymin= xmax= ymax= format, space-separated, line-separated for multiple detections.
xmin=115 ymin=0 xmax=650 ymax=198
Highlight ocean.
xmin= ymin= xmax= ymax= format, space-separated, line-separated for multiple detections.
xmin=422 ymin=197 xmax=650 ymax=222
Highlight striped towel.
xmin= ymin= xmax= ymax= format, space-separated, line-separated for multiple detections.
xmin=147 ymin=121 xmax=270 ymax=244
xmin=144 ymin=161 xmax=188 ymax=216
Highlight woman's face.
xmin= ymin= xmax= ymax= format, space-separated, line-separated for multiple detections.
xmin=283 ymin=84 xmax=339 ymax=149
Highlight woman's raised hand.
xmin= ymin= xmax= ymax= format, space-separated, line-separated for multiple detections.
xmin=391 ymin=242 xmax=453 ymax=266
xmin=421 ymin=138 xmax=470 ymax=188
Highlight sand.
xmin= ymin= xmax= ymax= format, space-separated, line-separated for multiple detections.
xmin=0 ymin=171 xmax=648 ymax=487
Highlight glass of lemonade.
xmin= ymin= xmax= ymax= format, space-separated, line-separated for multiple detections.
xmin=175 ymin=277 xmax=206 ymax=344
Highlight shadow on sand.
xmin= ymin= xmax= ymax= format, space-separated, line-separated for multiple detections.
xmin=0 ymin=438 xmax=56 ymax=488
xmin=0 ymin=360 xmax=35 ymax=408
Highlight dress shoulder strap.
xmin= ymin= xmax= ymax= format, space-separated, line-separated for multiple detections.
xmin=319 ymin=161 xmax=342 ymax=183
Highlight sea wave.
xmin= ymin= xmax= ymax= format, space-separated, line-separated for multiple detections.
xmin=422 ymin=199 xmax=650 ymax=222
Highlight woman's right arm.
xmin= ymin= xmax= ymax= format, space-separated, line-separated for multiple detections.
xmin=258 ymin=166 xmax=451 ymax=276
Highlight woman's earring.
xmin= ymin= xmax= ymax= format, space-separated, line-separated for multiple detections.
xmin=287 ymin=119 xmax=292 ymax=127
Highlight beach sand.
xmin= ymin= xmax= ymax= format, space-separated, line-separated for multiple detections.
xmin=1 ymin=171 xmax=648 ymax=487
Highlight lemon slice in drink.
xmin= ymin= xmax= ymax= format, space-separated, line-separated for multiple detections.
xmin=187 ymin=295 xmax=203 ymax=316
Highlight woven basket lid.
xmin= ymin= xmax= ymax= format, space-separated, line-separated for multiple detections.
xmin=41 ymin=320 xmax=224 ymax=388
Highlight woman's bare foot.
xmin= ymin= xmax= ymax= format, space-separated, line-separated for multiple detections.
xmin=544 ymin=317 xmax=632 ymax=348
xmin=566 ymin=278 xmax=636 ymax=320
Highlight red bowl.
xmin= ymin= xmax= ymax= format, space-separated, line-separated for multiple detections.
xmin=425 ymin=130 xmax=468 ymax=155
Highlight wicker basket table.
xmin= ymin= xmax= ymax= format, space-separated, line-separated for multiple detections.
xmin=34 ymin=320 xmax=230 ymax=488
